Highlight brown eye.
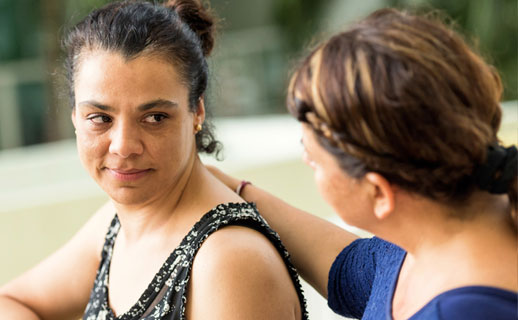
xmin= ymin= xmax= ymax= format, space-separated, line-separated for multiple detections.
xmin=143 ymin=113 xmax=167 ymax=123
xmin=88 ymin=115 xmax=112 ymax=124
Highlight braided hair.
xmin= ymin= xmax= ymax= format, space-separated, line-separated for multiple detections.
xmin=287 ymin=9 xmax=517 ymax=224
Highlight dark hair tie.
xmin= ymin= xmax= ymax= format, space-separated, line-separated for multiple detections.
xmin=474 ymin=145 xmax=518 ymax=194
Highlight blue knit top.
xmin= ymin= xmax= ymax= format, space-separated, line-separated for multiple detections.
xmin=327 ymin=237 xmax=518 ymax=319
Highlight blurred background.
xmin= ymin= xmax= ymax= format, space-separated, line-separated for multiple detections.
xmin=0 ymin=0 xmax=516 ymax=319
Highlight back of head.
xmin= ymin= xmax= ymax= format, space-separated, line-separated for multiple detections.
xmin=287 ymin=9 xmax=517 ymax=219
xmin=63 ymin=0 xmax=220 ymax=155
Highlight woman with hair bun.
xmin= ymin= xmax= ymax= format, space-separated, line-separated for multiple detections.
xmin=210 ymin=8 xmax=517 ymax=320
xmin=0 ymin=1 xmax=307 ymax=319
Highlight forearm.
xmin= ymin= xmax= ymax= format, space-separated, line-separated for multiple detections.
xmin=239 ymin=184 xmax=358 ymax=298
xmin=0 ymin=295 xmax=41 ymax=320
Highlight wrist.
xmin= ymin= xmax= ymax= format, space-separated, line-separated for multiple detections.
xmin=235 ymin=180 xmax=252 ymax=197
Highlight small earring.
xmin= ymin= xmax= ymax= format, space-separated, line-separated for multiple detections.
xmin=195 ymin=124 xmax=202 ymax=133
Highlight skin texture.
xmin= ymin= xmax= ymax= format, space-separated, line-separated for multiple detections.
xmin=72 ymin=51 xmax=198 ymax=207
xmin=208 ymin=124 xmax=517 ymax=319
xmin=0 ymin=50 xmax=302 ymax=320
xmin=301 ymin=124 xmax=378 ymax=228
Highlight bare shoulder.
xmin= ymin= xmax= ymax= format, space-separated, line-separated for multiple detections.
xmin=186 ymin=226 xmax=303 ymax=320
xmin=193 ymin=225 xmax=286 ymax=274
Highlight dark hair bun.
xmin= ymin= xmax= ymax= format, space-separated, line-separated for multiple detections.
xmin=165 ymin=0 xmax=215 ymax=56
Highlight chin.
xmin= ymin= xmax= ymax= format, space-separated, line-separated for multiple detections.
xmin=104 ymin=187 xmax=152 ymax=206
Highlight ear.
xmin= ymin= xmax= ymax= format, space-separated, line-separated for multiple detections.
xmin=195 ymin=97 xmax=206 ymax=125
xmin=364 ymin=172 xmax=395 ymax=220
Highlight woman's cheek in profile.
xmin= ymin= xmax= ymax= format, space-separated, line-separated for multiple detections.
xmin=75 ymin=124 xmax=107 ymax=173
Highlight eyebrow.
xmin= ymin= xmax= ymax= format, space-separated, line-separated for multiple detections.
xmin=77 ymin=99 xmax=179 ymax=112
xmin=138 ymin=99 xmax=179 ymax=111
xmin=77 ymin=101 xmax=115 ymax=111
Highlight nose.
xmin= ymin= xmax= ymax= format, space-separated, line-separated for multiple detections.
xmin=108 ymin=121 xmax=144 ymax=158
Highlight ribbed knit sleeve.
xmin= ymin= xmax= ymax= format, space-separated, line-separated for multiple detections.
xmin=327 ymin=237 xmax=378 ymax=318
xmin=327 ymin=236 xmax=516 ymax=319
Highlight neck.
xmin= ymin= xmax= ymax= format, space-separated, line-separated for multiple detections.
xmin=379 ymin=192 xmax=517 ymax=292
xmin=389 ymin=193 xmax=514 ymax=251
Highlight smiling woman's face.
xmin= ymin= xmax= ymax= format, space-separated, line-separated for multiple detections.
xmin=72 ymin=50 xmax=203 ymax=206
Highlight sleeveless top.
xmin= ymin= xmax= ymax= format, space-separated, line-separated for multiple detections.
xmin=83 ymin=202 xmax=308 ymax=320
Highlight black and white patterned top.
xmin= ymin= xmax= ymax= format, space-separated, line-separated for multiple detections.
xmin=83 ymin=202 xmax=308 ymax=320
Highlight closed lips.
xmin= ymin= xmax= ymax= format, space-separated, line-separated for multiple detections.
xmin=109 ymin=168 xmax=150 ymax=174
xmin=107 ymin=168 xmax=152 ymax=181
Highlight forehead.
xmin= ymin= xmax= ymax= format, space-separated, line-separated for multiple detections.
xmin=74 ymin=50 xmax=188 ymax=106
xmin=302 ymin=123 xmax=336 ymax=157
xmin=301 ymin=123 xmax=316 ymax=141
xmin=301 ymin=124 xmax=322 ymax=152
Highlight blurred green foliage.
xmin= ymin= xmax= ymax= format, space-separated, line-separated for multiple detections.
xmin=0 ymin=0 xmax=516 ymax=148
xmin=0 ymin=0 xmax=41 ymax=60
xmin=1 ymin=0 xmax=516 ymax=92
xmin=272 ymin=0 xmax=332 ymax=51
xmin=1 ymin=0 xmax=515 ymax=98
xmin=388 ymin=0 xmax=517 ymax=100
xmin=271 ymin=0 xmax=517 ymax=100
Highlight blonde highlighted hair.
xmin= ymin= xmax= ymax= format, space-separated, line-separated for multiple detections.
xmin=288 ymin=8 xmax=516 ymax=216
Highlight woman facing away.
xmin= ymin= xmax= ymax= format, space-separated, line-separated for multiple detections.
xmin=209 ymin=8 xmax=518 ymax=320
xmin=0 ymin=1 xmax=307 ymax=319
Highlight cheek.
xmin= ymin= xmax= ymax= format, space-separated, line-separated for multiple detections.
xmin=313 ymin=166 xmax=362 ymax=222
xmin=76 ymin=131 xmax=106 ymax=165
xmin=313 ymin=165 xmax=341 ymax=204
xmin=151 ymin=125 xmax=193 ymax=164
xmin=303 ymin=150 xmax=316 ymax=169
